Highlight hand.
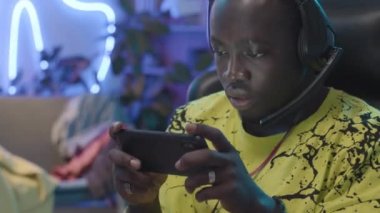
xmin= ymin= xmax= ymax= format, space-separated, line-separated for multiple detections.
xmin=108 ymin=122 xmax=167 ymax=205
xmin=86 ymin=144 xmax=114 ymax=198
xmin=175 ymin=123 xmax=276 ymax=213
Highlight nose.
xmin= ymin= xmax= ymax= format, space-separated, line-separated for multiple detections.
xmin=222 ymin=54 xmax=251 ymax=81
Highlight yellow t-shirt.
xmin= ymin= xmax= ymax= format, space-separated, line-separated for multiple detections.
xmin=159 ymin=88 xmax=380 ymax=213
xmin=0 ymin=146 xmax=57 ymax=213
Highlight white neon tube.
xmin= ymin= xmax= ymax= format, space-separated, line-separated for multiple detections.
xmin=62 ymin=0 xmax=116 ymax=23
xmin=62 ymin=0 xmax=116 ymax=83
xmin=9 ymin=0 xmax=44 ymax=82
xmin=7 ymin=0 xmax=116 ymax=94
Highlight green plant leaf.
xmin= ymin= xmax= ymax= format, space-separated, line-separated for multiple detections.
xmin=140 ymin=14 xmax=170 ymax=35
xmin=119 ymin=0 xmax=135 ymax=15
xmin=111 ymin=55 xmax=126 ymax=75
xmin=126 ymin=30 xmax=150 ymax=55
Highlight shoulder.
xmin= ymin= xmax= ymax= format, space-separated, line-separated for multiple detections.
xmin=311 ymin=88 xmax=380 ymax=127
xmin=167 ymin=91 xmax=233 ymax=133
xmin=293 ymin=88 xmax=379 ymax=153
xmin=330 ymin=89 xmax=380 ymax=156
xmin=316 ymin=91 xmax=380 ymax=209
xmin=328 ymin=89 xmax=380 ymax=127
xmin=187 ymin=90 xmax=230 ymax=111
xmin=301 ymin=88 xmax=380 ymax=159
xmin=175 ymin=91 xmax=231 ymax=118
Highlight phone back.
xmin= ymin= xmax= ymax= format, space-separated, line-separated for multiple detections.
xmin=117 ymin=129 xmax=208 ymax=175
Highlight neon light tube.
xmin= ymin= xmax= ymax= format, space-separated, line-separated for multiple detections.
xmin=62 ymin=0 xmax=116 ymax=83
xmin=9 ymin=0 xmax=44 ymax=81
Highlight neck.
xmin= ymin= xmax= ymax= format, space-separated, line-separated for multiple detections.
xmin=242 ymin=86 xmax=329 ymax=137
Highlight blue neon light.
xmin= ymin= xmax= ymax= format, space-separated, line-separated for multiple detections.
xmin=9 ymin=0 xmax=44 ymax=82
xmin=7 ymin=0 xmax=116 ymax=94
xmin=90 ymin=84 xmax=101 ymax=94
xmin=62 ymin=0 xmax=116 ymax=84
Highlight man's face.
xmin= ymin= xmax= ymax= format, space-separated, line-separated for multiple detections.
xmin=210 ymin=0 xmax=305 ymax=122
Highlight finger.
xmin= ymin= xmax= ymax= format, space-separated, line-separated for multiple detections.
xmin=86 ymin=173 xmax=107 ymax=198
xmin=114 ymin=179 xmax=150 ymax=197
xmin=184 ymin=172 xmax=208 ymax=194
xmin=195 ymin=184 xmax=229 ymax=202
xmin=186 ymin=123 xmax=234 ymax=152
xmin=175 ymin=149 xmax=228 ymax=172
xmin=185 ymin=169 xmax=222 ymax=193
xmin=146 ymin=172 xmax=168 ymax=187
xmin=109 ymin=122 xmax=125 ymax=140
xmin=108 ymin=148 xmax=141 ymax=170
xmin=114 ymin=165 xmax=155 ymax=189
xmin=115 ymin=179 xmax=151 ymax=194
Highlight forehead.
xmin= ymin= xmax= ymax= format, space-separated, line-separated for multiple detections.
xmin=210 ymin=0 xmax=297 ymax=44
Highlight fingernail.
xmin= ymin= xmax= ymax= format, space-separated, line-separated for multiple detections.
xmin=175 ymin=160 xmax=183 ymax=170
xmin=185 ymin=186 xmax=194 ymax=194
xmin=186 ymin=123 xmax=196 ymax=133
xmin=130 ymin=159 xmax=141 ymax=169
xmin=112 ymin=122 xmax=122 ymax=128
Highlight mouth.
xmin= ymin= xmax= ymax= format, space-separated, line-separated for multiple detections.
xmin=228 ymin=96 xmax=253 ymax=110
xmin=224 ymin=82 xmax=254 ymax=110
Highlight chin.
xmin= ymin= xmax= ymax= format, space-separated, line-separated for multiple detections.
xmin=239 ymin=103 xmax=280 ymax=122
xmin=237 ymin=110 xmax=263 ymax=124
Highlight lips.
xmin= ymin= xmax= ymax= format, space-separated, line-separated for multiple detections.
xmin=229 ymin=96 xmax=253 ymax=109
xmin=226 ymin=88 xmax=253 ymax=110
xmin=225 ymin=85 xmax=253 ymax=110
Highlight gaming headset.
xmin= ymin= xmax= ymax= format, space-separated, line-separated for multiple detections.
xmin=207 ymin=0 xmax=343 ymax=126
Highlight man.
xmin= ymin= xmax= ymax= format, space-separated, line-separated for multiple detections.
xmin=109 ymin=0 xmax=380 ymax=212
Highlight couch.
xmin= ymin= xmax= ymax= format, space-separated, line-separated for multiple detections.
xmin=0 ymin=97 xmax=118 ymax=213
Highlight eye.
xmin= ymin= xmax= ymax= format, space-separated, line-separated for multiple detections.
xmin=211 ymin=44 xmax=228 ymax=57
xmin=244 ymin=50 xmax=264 ymax=58
xmin=212 ymin=48 xmax=228 ymax=57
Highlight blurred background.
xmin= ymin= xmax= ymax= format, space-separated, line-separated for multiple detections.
xmin=0 ymin=0 xmax=213 ymax=100
xmin=0 ymin=0 xmax=213 ymax=212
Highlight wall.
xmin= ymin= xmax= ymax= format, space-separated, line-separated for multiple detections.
xmin=0 ymin=0 xmax=124 ymax=93
xmin=0 ymin=0 xmax=210 ymax=96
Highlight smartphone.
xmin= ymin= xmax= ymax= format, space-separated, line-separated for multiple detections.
xmin=115 ymin=129 xmax=208 ymax=176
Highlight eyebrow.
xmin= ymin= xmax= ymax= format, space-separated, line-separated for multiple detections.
xmin=210 ymin=36 xmax=224 ymax=46
xmin=210 ymin=36 xmax=271 ymax=48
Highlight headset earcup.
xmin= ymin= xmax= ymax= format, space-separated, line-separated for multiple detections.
xmin=297 ymin=0 xmax=336 ymax=72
